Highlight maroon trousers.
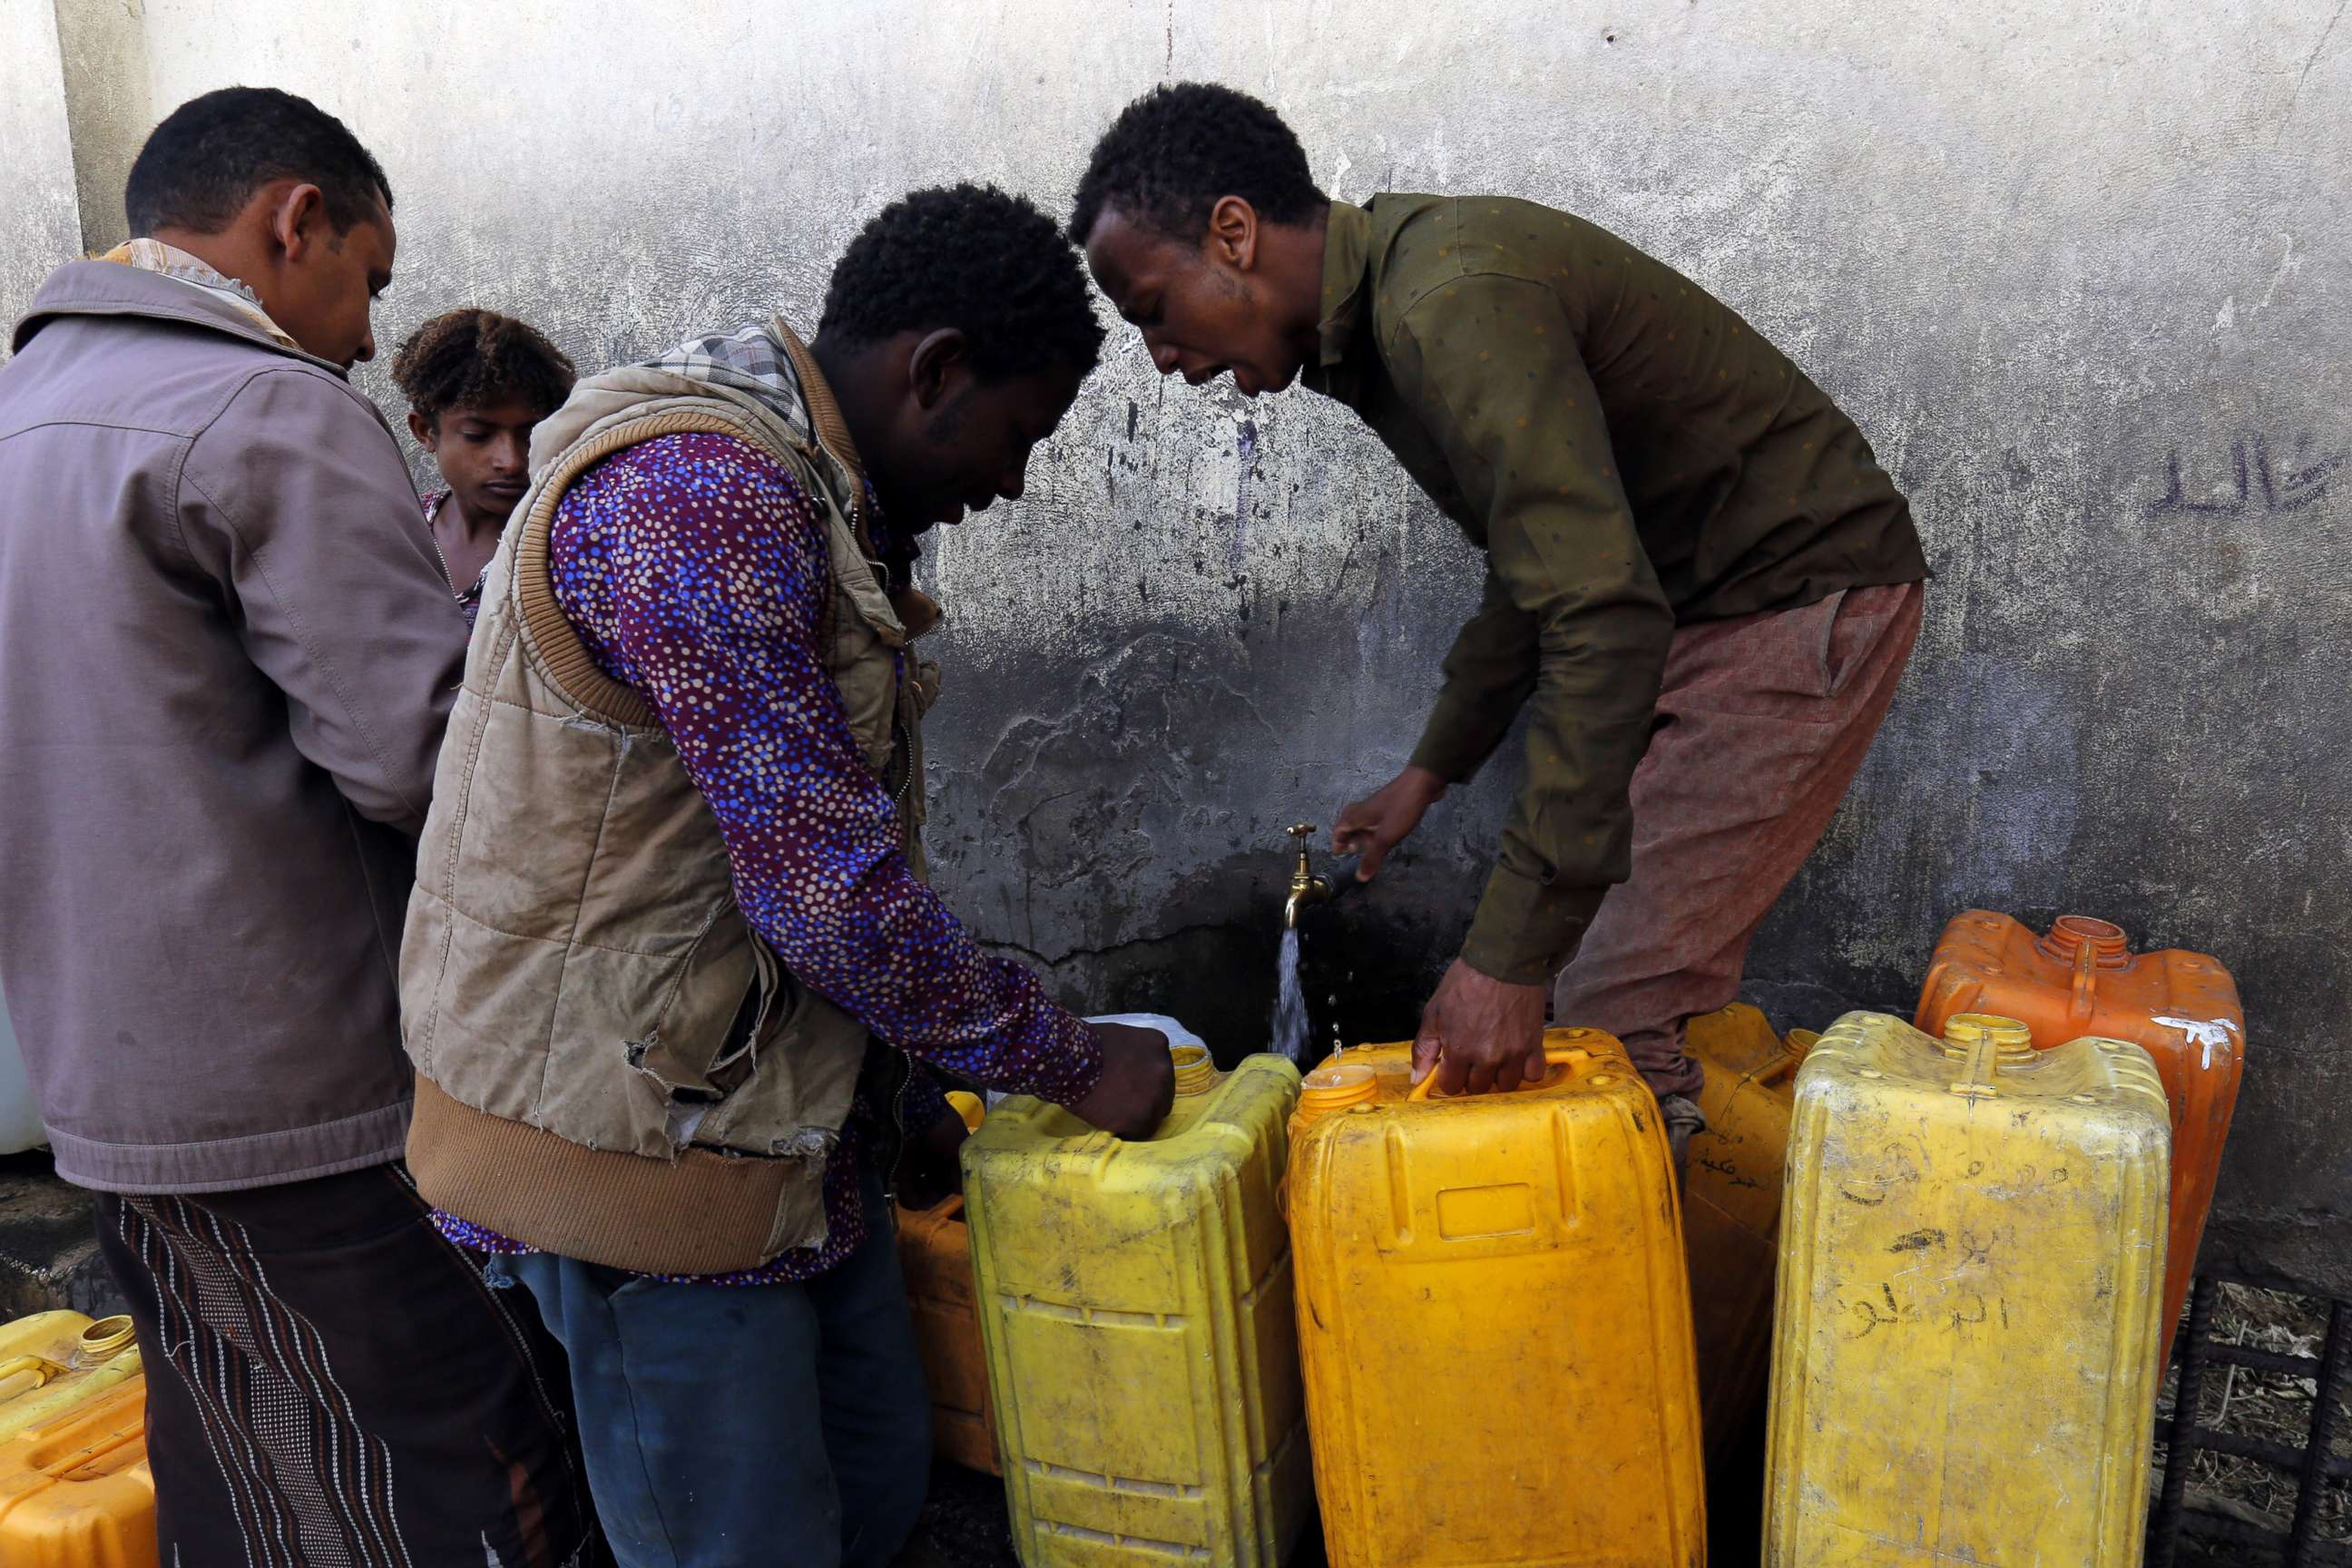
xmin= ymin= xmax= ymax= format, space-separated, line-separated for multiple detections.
xmin=1553 ymin=582 xmax=1926 ymax=1098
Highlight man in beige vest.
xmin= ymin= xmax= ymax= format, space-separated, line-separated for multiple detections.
xmin=400 ymin=185 xmax=1171 ymax=1565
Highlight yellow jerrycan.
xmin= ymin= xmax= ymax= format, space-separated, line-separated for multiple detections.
xmin=963 ymin=1044 xmax=1309 ymax=1566
xmin=1288 ymin=1029 xmax=1705 ymax=1568
xmin=0 ymin=1310 xmax=158 ymax=1568
xmin=1764 ymin=1013 xmax=2171 ymax=1567
xmin=1681 ymin=1004 xmax=1813 ymax=1466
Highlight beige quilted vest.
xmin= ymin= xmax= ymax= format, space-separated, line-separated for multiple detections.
xmin=399 ymin=324 xmax=938 ymax=1274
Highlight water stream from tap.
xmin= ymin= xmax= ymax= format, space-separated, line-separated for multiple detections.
xmin=1270 ymin=926 xmax=1310 ymax=1063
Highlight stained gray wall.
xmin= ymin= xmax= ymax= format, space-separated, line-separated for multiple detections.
xmin=1 ymin=2 xmax=80 ymax=326
xmin=15 ymin=0 xmax=2351 ymax=1289
xmin=49 ymin=0 xmax=153 ymax=255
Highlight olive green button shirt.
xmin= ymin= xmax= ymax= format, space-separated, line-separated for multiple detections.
xmin=1302 ymin=196 xmax=1926 ymax=985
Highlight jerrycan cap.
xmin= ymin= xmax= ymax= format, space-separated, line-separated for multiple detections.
xmin=2037 ymin=915 xmax=2132 ymax=968
xmin=1296 ymin=1062 xmax=1378 ymax=1123
xmin=1941 ymin=1014 xmax=2035 ymax=1097
xmin=1170 ymin=1044 xmax=1218 ymax=1096
xmin=76 ymin=1316 xmax=136 ymax=1362
xmin=944 ymin=1091 xmax=985 ymax=1134
xmin=1939 ymin=1014 xmax=2035 ymax=1056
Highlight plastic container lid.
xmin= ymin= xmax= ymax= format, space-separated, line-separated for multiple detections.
xmin=2037 ymin=915 xmax=2132 ymax=967
xmin=1296 ymin=1063 xmax=1377 ymax=1123
xmin=76 ymin=1317 xmax=135 ymax=1363
xmin=1170 ymin=1045 xmax=1218 ymax=1096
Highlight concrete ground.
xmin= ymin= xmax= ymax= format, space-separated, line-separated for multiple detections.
xmin=0 ymin=1150 xmax=123 ymax=1319
xmin=901 ymin=1462 xmax=1017 ymax=1567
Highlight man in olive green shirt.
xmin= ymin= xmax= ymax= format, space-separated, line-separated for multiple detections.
xmin=1073 ymin=84 xmax=1926 ymax=1151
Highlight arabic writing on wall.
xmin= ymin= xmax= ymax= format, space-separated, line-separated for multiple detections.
xmin=2149 ymin=435 xmax=2348 ymax=517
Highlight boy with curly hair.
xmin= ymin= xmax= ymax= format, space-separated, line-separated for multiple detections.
xmin=389 ymin=308 xmax=575 ymax=630
xmin=399 ymin=183 xmax=1177 ymax=1565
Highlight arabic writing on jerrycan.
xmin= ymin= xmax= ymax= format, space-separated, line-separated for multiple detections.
xmin=1765 ymin=1012 xmax=2171 ymax=1568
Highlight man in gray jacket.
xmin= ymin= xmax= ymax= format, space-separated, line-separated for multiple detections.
xmin=0 ymin=87 xmax=598 ymax=1564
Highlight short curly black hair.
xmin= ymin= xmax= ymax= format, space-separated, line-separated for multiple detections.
xmin=1070 ymin=83 xmax=1327 ymax=246
xmin=388 ymin=309 xmax=576 ymax=426
xmin=127 ymin=86 xmax=391 ymax=238
xmin=816 ymin=183 xmax=1105 ymax=380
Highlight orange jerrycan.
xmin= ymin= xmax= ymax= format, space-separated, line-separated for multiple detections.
xmin=1917 ymin=909 xmax=2241 ymax=1364
xmin=1681 ymin=1004 xmax=1812 ymax=1466
xmin=1765 ymin=1013 xmax=2171 ymax=1567
xmin=0 ymin=1311 xmax=157 ymax=1568
xmin=899 ymin=1091 xmax=997 ymax=1474
xmin=964 ymin=1046 xmax=1308 ymax=1566
xmin=1289 ymin=1029 xmax=1705 ymax=1568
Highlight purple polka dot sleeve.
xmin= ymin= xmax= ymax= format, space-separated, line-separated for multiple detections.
xmin=546 ymin=431 xmax=1102 ymax=1105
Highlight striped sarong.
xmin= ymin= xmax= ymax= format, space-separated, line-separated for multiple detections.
xmin=97 ymin=1162 xmax=604 ymax=1567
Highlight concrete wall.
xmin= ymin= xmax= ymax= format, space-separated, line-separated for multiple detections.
xmin=17 ymin=0 xmax=2351 ymax=1288
xmin=0 ymin=1 xmax=81 ymax=326
xmin=0 ymin=10 xmax=83 ymax=1149
xmin=50 ymin=0 xmax=153 ymax=255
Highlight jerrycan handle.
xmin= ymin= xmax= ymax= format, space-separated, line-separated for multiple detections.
xmin=0 ymin=1354 xmax=64 ymax=1403
xmin=2069 ymin=938 xmax=2103 ymax=1025
xmin=1407 ymin=1043 xmax=1591 ymax=1101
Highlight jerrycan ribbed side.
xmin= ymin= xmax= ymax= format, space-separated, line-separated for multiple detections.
xmin=1289 ymin=1028 xmax=1704 ymax=1568
xmin=963 ymin=1047 xmax=1308 ymax=1567
xmin=1765 ymin=1012 xmax=2171 ymax=1568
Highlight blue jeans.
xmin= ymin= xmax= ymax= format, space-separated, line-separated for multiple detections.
xmin=488 ymin=1167 xmax=930 ymax=1568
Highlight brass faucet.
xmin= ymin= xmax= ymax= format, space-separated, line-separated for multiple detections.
xmin=1283 ymin=823 xmax=1334 ymax=930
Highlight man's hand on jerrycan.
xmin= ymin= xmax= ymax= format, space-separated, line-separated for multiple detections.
xmin=1412 ymin=958 xmax=1549 ymax=1097
xmin=1069 ymin=1021 xmax=1177 ymax=1139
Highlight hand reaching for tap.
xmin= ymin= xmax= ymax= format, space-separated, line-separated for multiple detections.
xmin=1332 ymin=765 xmax=1447 ymax=879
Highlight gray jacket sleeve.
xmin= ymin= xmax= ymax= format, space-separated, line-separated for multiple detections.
xmin=178 ymin=367 xmax=466 ymax=833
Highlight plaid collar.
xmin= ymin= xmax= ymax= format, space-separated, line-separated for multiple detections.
xmin=642 ymin=321 xmax=915 ymax=567
xmin=640 ymin=322 xmax=819 ymax=448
